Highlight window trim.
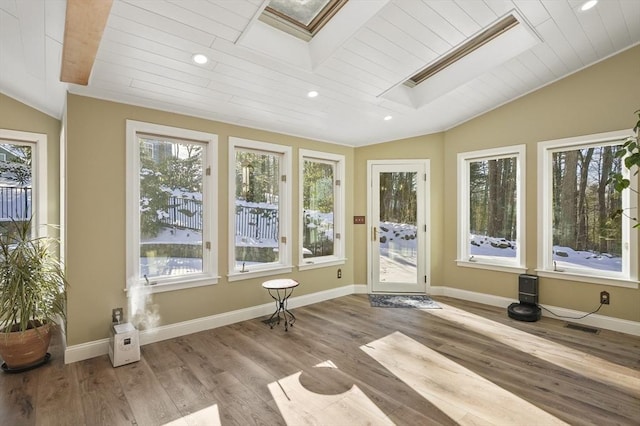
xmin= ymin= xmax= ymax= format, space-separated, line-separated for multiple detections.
xmin=298 ymin=149 xmax=346 ymax=270
xmin=228 ymin=137 xmax=292 ymax=282
xmin=457 ymin=144 xmax=526 ymax=271
xmin=126 ymin=120 xmax=219 ymax=294
xmin=537 ymin=129 xmax=638 ymax=287
xmin=0 ymin=129 xmax=48 ymax=236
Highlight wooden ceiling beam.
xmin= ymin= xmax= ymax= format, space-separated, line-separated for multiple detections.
xmin=60 ymin=0 xmax=113 ymax=85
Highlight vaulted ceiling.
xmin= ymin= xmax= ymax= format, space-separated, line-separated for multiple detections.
xmin=1 ymin=0 xmax=638 ymax=146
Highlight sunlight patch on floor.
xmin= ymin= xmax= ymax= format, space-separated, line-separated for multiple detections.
xmin=426 ymin=302 xmax=640 ymax=395
xmin=268 ymin=360 xmax=394 ymax=425
xmin=361 ymin=331 xmax=568 ymax=425
xmin=162 ymin=404 xmax=221 ymax=426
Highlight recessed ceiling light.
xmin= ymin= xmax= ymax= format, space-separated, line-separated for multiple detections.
xmin=192 ymin=53 xmax=208 ymax=64
xmin=581 ymin=0 xmax=597 ymax=11
xmin=384 ymin=115 xmax=393 ymax=121
xmin=307 ymin=90 xmax=319 ymax=98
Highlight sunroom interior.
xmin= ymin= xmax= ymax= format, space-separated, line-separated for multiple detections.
xmin=0 ymin=0 xmax=638 ymax=372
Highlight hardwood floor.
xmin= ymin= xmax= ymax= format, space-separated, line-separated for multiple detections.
xmin=1 ymin=295 xmax=639 ymax=425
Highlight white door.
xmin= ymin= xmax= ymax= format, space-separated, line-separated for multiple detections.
xmin=368 ymin=160 xmax=429 ymax=293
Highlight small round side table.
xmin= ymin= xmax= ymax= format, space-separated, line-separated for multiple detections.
xmin=262 ymin=278 xmax=299 ymax=331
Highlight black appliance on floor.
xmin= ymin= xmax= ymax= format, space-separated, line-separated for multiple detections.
xmin=508 ymin=274 xmax=541 ymax=322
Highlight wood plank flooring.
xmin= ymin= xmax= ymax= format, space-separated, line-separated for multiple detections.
xmin=1 ymin=295 xmax=639 ymax=425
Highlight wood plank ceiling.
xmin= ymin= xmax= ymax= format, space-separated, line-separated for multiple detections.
xmin=1 ymin=0 xmax=639 ymax=146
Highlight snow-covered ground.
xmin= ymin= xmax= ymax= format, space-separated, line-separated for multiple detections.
xmin=138 ymin=215 xmax=623 ymax=280
xmin=470 ymin=234 xmax=621 ymax=272
xmin=378 ymin=222 xmax=417 ymax=283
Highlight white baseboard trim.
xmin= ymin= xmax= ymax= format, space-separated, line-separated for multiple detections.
xmin=430 ymin=286 xmax=640 ymax=337
xmin=65 ymin=283 xmax=639 ymax=363
xmin=64 ymin=338 xmax=110 ymax=364
xmin=65 ymin=284 xmax=362 ymax=364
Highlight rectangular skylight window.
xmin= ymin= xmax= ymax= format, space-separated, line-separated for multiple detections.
xmin=406 ymin=14 xmax=519 ymax=87
xmin=260 ymin=0 xmax=348 ymax=41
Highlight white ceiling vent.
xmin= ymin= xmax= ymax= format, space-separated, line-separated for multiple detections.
xmin=381 ymin=11 xmax=541 ymax=109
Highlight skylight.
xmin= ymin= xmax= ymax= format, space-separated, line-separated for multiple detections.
xmin=406 ymin=14 xmax=519 ymax=87
xmin=260 ymin=0 xmax=348 ymax=41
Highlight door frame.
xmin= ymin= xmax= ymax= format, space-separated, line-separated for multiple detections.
xmin=367 ymin=159 xmax=430 ymax=294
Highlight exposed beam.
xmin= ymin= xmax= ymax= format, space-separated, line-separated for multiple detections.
xmin=60 ymin=0 xmax=113 ymax=85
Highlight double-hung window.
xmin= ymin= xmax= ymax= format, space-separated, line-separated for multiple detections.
xmin=299 ymin=150 xmax=345 ymax=269
xmin=126 ymin=120 xmax=218 ymax=293
xmin=0 ymin=129 xmax=47 ymax=237
xmin=229 ymin=138 xmax=292 ymax=280
xmin=538 ymin=130 xmax=638 ymax=286
xmin=457 ymin=145 xmax=526 ymax=272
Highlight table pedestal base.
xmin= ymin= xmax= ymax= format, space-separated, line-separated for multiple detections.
xmin=266 ymin=287 xmax=296 ymax=331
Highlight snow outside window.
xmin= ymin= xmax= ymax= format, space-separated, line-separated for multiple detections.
xmin=537 ymin=130 xmax=638 ymax=287
xmin=457 ymin=145 xmax=526 ymax=273
xmin=228 ymin=138 xmax=292 ymax=281
xmin=299 ymin=150 xmax=345 ymax=270
xmin=126 ymin=121 xmax=218 ymax=293
xmin=0 ymin=130 xmax=47 ymax=237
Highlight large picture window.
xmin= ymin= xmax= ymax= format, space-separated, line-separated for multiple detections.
xmin=0 ymin=129 xmax=47 ymax=237
xmin=457 ymin=145 xmax=525 ymax=271
xmin=126 ymin=121 xmax=218 ymax=293
xmin=229 ymin=138 xmax=291 ymax=280
xmin=538 ymin=130 xmax=638 ymax=286
xmin=299 ymin=150 xmax=345 ymax=269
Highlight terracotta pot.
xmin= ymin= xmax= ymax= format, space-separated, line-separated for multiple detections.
xmin=0 ymin=323 xmax=52 ymax=369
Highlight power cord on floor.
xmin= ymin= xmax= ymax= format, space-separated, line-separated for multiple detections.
xmin=540 ymin=303 xmax=603 ymax=320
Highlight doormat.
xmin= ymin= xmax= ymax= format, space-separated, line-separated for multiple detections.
xmin=369 ymin=294 xmax=441 ymax=309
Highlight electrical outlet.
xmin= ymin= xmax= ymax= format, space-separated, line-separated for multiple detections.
xmin=112 ymin=307 xmax=123 ymax=323
xmin=337 ymin=268 xmax=342 ymax=279
xmin=600 ymin=291 xmax=610 ymax=305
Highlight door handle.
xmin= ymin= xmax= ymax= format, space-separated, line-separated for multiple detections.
xmin=372 ymin=226 xmax=377 ymax=241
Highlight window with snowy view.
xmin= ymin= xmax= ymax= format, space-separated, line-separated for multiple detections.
xmin=0 ymin=142 xmax=32 ymax=235
xmin=539 ymin=130 xmax=637 ymax=284
xmin=0 ymin=129 xmax=47 ymax=238
xmin=127 ymin=121 xmax=218 ymax=291
xmin=458 ymin=145 xmax=525 ymax=270
xmin=300 ymin=150 xmax=345 ymax=267
xmin=230 ymin=138 xmax=291 ymax=279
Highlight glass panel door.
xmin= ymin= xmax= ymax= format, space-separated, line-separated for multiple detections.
xmin=369 ymin=161 xmax=428 ymax=293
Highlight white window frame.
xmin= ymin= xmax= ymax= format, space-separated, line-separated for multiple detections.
xmin=126 ymin=120 xmax=218 ymax=294
xmin=0 ymin=129 xmax=48 ymax=236
xmin=457 ymin=145 xmax=526 ymax=273
xmin=537 ymin=129 xmax=638 ymax=288
xmin=298 ymin=149 xmax=345 ymax=270
xmin=228 ymin=137 xmax=292 ymax=281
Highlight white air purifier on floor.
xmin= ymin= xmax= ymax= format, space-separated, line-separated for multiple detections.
xmin=108 ymin=322 xmax=140 ymax=367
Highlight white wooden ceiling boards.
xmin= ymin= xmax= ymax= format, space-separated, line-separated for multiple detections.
xmin=1 ymin=0 xmax=638 ymax=146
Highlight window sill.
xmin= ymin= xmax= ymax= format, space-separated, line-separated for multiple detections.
xmin=298 ymin=257 xmax=346 ymax=271
xmin=228 ymin=266 xmax=293 ymax=282
xmin=126 ymin=276 xmax=219 ymax=295
xmin=534 ymin=269 xmax=639 ymax=289
xmin=456 ymin=260 xmax=528 ymax=274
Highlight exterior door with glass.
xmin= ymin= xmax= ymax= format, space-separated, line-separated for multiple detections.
xmin=368 ymin=160 xmax=429 ymax=293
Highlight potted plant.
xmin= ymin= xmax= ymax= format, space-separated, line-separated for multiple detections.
xmin=0 ymin=218 xmax=66 ymax=372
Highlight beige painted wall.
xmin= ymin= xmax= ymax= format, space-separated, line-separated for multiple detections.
xmin=440 ymin=45 xmax=640 ymax=321
xmin=0 ymin=93 xmax=61 ymax=231
xmin=65 ymin=95 xmax=355 ymax=345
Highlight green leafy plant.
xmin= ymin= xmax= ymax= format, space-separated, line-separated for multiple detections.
xmin=0 ymin=219 xmax=66 ymax=333
xmin=608 ymin=109 xmax=640 ymax=227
